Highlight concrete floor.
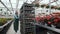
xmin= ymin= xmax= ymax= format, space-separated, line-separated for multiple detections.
xmin=6 ymin=21 xmax=21 ymax=34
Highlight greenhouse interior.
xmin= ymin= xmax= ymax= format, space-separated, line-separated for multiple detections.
xmin=0 ymin=0 xmax=60 ymax=34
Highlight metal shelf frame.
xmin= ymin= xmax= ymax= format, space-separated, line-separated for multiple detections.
xmin=20 ymin=3 xmax=36 ymax=34
xmin=30 ymin=22 xmax=60 ymax=34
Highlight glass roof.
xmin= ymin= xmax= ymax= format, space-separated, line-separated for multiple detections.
xmin=40 ymin=0 xmax=60 ymax=6
xmin=0 ymin=0 xmax=60 ymax=11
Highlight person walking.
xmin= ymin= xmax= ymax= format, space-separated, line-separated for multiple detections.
xmin=14 ymin=12 xmax=19 ymax=34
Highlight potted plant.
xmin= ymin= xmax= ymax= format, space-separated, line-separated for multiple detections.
xmin=57 ymin=7 xmax=60 ymax=10
xmin=0 ymin=18 xmax=7 ymax=26
xmin=51 ymin=6 xmax=55 ymax=9
xmin=35 ymin=3 xmax=40 ymax=7
xmin=46 ymin=5 xmax=49 ymax=8
xmin=41 ymin=5 xmax=45 ymax=8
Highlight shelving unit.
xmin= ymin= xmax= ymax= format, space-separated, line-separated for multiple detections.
xmin=20 ymin=3 xmax=36 ymax=34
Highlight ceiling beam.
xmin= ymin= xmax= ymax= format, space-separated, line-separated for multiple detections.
xmin=9 ymin=0 xmax=14 ymax=11
xmin=48 ymin=0 xmax=58 ymax=5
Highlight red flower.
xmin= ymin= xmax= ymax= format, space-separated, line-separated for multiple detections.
xmin=35 ymin=16 xmax=41 ymax=22
xmin=54 ymin=17 xmax=60 ymax=23
xmin=46 ymin=15 xmax=52 ymax=20
xmin=48 ymin=22 xmax=51 ymax=24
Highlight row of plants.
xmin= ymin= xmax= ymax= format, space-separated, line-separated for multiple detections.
xmin=35 ymin=4 xmax=60 ymax=10
xmin=35 ymin=12 xmax=60 ymax=28
xmin=0 ymin=18 xmax=13 ymax=26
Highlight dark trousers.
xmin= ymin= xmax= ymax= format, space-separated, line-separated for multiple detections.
xmin=14 ymin=19 xmax=19 ymax=32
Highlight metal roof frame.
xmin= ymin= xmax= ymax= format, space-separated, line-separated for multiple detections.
xmin=0 ymin=0 xmax=10 ymax=11
xmin=9 ymin=0 xmax=14 ymax=11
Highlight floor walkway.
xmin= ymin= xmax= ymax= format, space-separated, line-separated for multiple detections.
xmin=6 ymin=21 xmax=21 ymax=34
